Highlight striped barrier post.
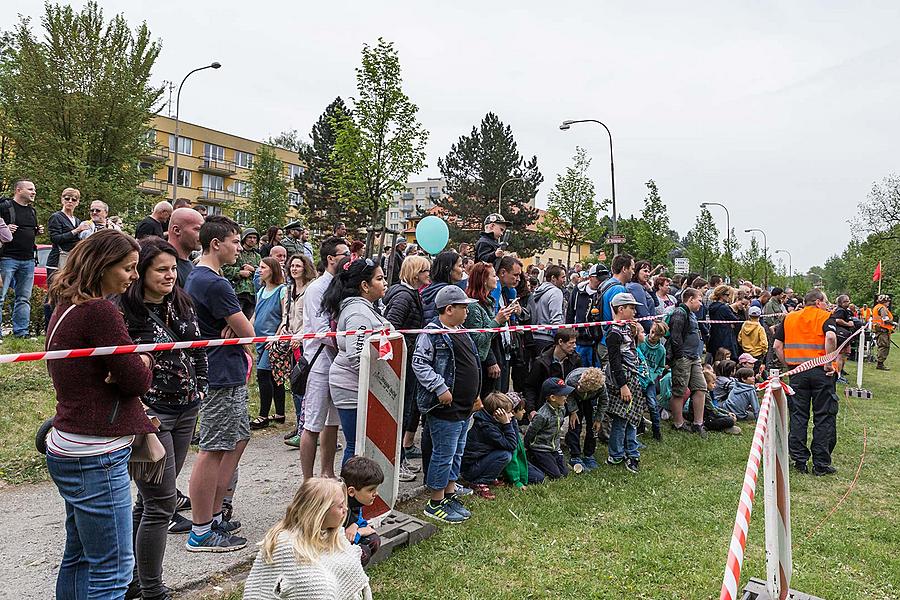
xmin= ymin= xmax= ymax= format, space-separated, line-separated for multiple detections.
xmin=763 ymin=370 xmax=792 ymax=600
xmin=355 ymin=331 xmax=406 ymax=521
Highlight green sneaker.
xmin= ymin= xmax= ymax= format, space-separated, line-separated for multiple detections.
xmin=284 ymin=434 xmax=301 ymax=448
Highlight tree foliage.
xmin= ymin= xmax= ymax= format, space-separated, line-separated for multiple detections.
xmin=684 ymin=207 xmax=720 ymax=277
xmin=437 ymin=112 xmax=547 ymax=257
xmin=538 ymin=147 xmax=603 ymax=268
xmin=267 ymin=130 xmax=304 ymax=154
xmin=296 ymin=97 xmax=357 ymax=234
xmin=720 ymin=227 xmax=740 ymax=282
xmin=740 ymin=235 xmax=767 ymax=286
xmin=0 ymin=1 xmax=162 ymax=226
xmin=857 ymin=174 xmax=900 ymax=239
xmin=329 ymin=38 xmax=428 ymax=231
xmin=247 ymin=146 xmax=288 ymax=233
xmin=632 ymin=179 xmax=676 ymax=268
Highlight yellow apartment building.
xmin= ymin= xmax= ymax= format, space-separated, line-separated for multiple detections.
xmin=138 ymin=115 xmax=302 ymax=223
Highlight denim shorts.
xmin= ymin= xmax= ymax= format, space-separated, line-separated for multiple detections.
xmin=199 ymin=385 xmax=250 ymax=451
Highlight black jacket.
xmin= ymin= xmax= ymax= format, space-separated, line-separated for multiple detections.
xmin=524 ymin=345 xmax=582 ymax=414
xmin=383 ymin=283 xmax=424 ymax=352
xmin=47 ymin=210 xmax=81 ymax=269
xmin=474 ymin=231 xmax=500 ymax=265
xmin=462 ymin=409 xmax=520 ymax=467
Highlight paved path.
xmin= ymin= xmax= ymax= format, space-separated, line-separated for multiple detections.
xmin=0 ymin=427 xmax=424 ymax=600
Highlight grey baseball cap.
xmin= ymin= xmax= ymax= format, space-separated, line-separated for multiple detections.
xmin=610 ymin=292 xmax=639 ymax=308
xmin=435 ymin=285 xmax=479 ymax=309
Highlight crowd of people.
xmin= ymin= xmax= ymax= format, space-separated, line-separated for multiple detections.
xmin=2 ymin=178 xmax=893 ymax=599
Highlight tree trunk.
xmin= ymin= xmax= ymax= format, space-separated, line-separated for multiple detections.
xmin=567 ymin=244 xmax=573 ymax=270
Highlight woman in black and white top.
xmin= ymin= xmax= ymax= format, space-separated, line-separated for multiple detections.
xmin=281 ymin=254 xmax=318 ymax=445
xmin=119 ymin=237 xmax=208 ymax=600
xmin=47 ymin=188 xmax=91 ymax=275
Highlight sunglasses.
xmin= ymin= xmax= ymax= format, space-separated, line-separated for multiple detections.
xmin=419 ymin=269 xmax=431 ymax=274
xmin=90 ymin=208 xmax=104 ymax=213
xmin=62 ymin=196 xmax=79 ymax=201
xmin=331 ymin=250 xmax=351 ymax=258
xmin=343 ymin=257 xmax=377 ymax=271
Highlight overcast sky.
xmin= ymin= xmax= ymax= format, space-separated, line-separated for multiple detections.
xmin=8 ymin=1 xmax=900 ymax=272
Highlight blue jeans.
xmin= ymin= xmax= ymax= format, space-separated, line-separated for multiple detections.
xmin=292 ymin=392 xmax=305 ymax=429
xmin=576 ymin=344 xmax=600 ymax=368
xmin=337 ymin=408 xmax=357 ymax=467
xmin=461 ymin=449 xmax=513 ymax=484
xmin=425 ymin=416 xmax=468 ymax=491
xmin=609 ymin=415 xmax=640 ymax=460
xmin=47 ymin=446 xmax=134 ymax=600
xmin=645 ymin=382 xmax=660 ymax=429
xmin=0 ymin=257 xmax=35 ymax=337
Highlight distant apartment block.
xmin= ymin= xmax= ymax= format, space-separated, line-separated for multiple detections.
xmin=385 ymin=177 xmax=447 ymax=231
xmin=139 ymin=115 xmax=302 ymax=223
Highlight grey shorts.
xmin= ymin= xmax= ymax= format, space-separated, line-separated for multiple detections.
xmin=302 ymin=370 xmax=340 ymax=433
xmin=199 ymin=385 xmax=250 ymax=452
xmin=671 ymin=357 xmax=707 ymax=398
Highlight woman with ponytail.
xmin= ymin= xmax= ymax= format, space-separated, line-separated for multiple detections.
xmin=323 ymin=258 xmax=391 ymax=466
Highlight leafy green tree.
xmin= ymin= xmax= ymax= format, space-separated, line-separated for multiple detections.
xmin=267 ymin=130 xmax=304 ymax=154
xmin=538 ymin=147 xmax=604 ymax=268
xmin=0 ymin=2 xmax=162 ymax=227
xmin=857 ymin=174 xmax=900 ymax=240
xmin=329 ymin=39 xmax=428 ymax=231
xmin=247 ymin=146 xmax=289 ymax=233
xmin=296 ymin=97 xmax=357 ymax=235
xmin=740 ymin=235 xmax=766 ymax=285
xmin=720 ymin=227 xmax=740 ymax=282
xmin=632 ymin=179 xmax=676 ymax=267
xmin=684 ymin=207 xmax=720 ymax=277
xmin=437 ymin=112 xmax=546 ymax=257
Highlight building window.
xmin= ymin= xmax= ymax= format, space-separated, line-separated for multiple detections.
xmin=139 ymin=161 xmax=155 ymax=178
xmin=168 ymin=135 xmax=192 ymax=155
xmin=203 ymin=143 xmax=225 ymax=160
xmin=234 ymin=210 xmax=250 ymax=226
xmin=416 ymin=187 xmax=425 ymax=196
xmin=166 ymin=167 xmax=191 ymax=187
xmin=202 ymin=174 xmax=224 ymax=191
xmin=286 ymin=164 xmax=303 ymax=180
xmin=391 ymin=211 xmax=399 ymax=220
xmin=206 ymin=204 xmax=223 ymax=216
xmin=234 ymin=151 xmax=254 ymax=169
xmin=232 ymin=180 xmax=252 ymax=197
xmin=288 ymin=191 xmax=301 ymax=206
xmin=146 ymin=129 xmax=157 ymax=144
xmin=430 ymin=186 xmax=439 ymax=194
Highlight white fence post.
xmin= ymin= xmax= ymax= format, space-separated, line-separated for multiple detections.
xmin=763 ymin=369 xmax=792 ymax=600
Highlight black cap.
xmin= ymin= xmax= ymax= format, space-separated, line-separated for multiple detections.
xmin=541 ymin=377 xmax=575 ymax=400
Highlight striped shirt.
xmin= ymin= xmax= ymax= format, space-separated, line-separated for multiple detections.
xmin=45 ymin=427 xmax=134 ymax=457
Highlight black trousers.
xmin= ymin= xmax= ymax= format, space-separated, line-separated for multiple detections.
xmin=564 ymin=398 xmax=596 ymax=459
xmin=257 ymin=368 xmax=285 ymax=417
xmin=527 ymin=449 xmax=568 ymax=479
xmin=788 ymin=367 xmax=838 ymax=469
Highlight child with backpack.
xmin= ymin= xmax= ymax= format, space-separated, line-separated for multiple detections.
xmin=637 ymin=321 xmax=668 ymax=440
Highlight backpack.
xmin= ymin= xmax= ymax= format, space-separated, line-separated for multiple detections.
xmin=661 ymin=305 xmax=689 ymax=337
xmin=0 ymin=198 xmax=15 ymax=253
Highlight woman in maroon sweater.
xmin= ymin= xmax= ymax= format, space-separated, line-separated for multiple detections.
xmin=45 ymin=229 xmax=155 ymax=600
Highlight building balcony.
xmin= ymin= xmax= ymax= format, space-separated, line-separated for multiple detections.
xmin=198 ymin=157 xmax=236 ymax=176
xmin=138 ymin=178 xmax=168 ymax=195
xmin=429 ymin=190 xmax=441 ymax=199
xmin=401 ymin=192 xmax=414 ymax=201
xmin=198 ymin=187 xmax=235 ymax=203
xmin=141 ymin=146 xmax=170 ymax=162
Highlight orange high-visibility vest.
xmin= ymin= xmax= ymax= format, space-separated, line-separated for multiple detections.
xmin=861 ymin=306 xmax=872 ymax=322
xmin=873 ymin=303 xmax=894 ymax=332
xmin=782 ymin=306 xmax=831 ymax=366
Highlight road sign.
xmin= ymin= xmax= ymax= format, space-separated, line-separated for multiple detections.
xmin=674 ymin=257 xmax=690 ymax=274
xmin=606 ymin=235 xmax=626 ymax=245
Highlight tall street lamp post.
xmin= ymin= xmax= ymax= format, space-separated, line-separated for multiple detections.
xmin=497 ymin=177 xmax=525 ymax=214
xmin=776 ymin=249 xmax=792 ymax=288
xmin=744 ymin=228 xmax=768 ymax=288
xmin=560 ymin=119 xmax=618 ymax=255
xmin=700 ymin=202 xmax=731 ymax=281
xmin=172 ymin=62 xmax=221 ymax=200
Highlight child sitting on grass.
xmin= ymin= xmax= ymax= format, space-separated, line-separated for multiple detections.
xmin=461 ymin=392 xmax=520 ymax=499
xmin=637 ymin=321 xmax=668 ymax=440
xmin=563 ymin=367 xmax=607 ymax=471
xmin=604 ymin=293 xmax=646 ymax=474
xmin=721 ymin=367 xmax=760 ymax=420
xmin=502 ymin=393 xmax=544 ymax=489
xmin=693 ymin=364 xmax=742 ymax=435
xmin=243 ymin=477 xmax=372 ymax=599
xmin=340 ymin=456 xmax=383 ymax=566
xmin=712 ymin=359 xmax=737 ymax=403
xmin=524 ymin=378 xmax=574 ymax=479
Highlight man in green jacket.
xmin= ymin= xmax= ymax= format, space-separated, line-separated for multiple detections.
xmin=223 ymin=228 xmax=261 ymax=317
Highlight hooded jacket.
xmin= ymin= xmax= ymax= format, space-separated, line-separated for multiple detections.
xmin=223 ymin=228 xmax=262 ymax=297
xmin=383 ymin=283 xmax=424 ymax=332
xmin=529 ymin=281 xmax=565 ymax=343
xmin=420 ymin=282 xmax=449 ymax=324
xmin=329 ymin=297 xmax=392 ymax=409
xmin=474 ymin=231 xmax=500 ymax=265
xmin=566 ymin=279 xmax=602 ymax=346
xmin=708 ymin=301 xmax=741 ymax=360
xmin=462 ymin=408 xmax=519 ymax=468
xmin=721 ymin=379 xmax=760 ymax=420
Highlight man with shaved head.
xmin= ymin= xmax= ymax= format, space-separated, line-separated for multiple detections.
xmin=168 ymin=207 xmax=205 ymax=287
xmin=135 ymin=200 xmax=173 ymax=239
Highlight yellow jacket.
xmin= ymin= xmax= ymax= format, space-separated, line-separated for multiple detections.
xmin=739 ymin=320 xmax=769 ymax=356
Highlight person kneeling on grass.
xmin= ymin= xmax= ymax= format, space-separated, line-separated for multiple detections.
xmin=524 ymin=378 xmax=574 ymax=479
xmin=721 ymin=367 xmax=760 ymax=421
xmin=340 ymin=456 xmax=383 ymax=566
xmin=501 ymin=393 xmax=545 ymax=489
xmin=563 ymin=367 xmax=607 ymax=472
xmin=243 ymin=477 xmax=372 ymax=600
xmin=461 ymin=392 xmax=519 ymax=499
xmin=694 ymin=365 xmax=742 ymax=435
xmin=413 ymin=285 xmax=481 ymax=524
xmin=604 ymin=293 xmax=647 ymax=474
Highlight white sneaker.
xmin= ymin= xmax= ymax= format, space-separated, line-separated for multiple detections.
xmin=398 ymin=463 xmax=417 ymax=482
xmin=401 ymin=458 xmax=421 ymax=473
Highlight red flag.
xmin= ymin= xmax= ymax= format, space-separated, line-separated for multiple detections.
xmin=873 ymin=261 xmax=882 ymax=282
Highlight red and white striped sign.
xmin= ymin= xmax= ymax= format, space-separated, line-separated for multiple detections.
xmin=763 ymin=372 xmax=792 ymax=600
xmin=356 ymin=332 xmax=407 ymax=521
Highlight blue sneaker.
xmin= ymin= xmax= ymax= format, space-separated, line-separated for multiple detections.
xmin=453 ymin=484 xmax=474 ymax=496
xmin=445 ymin=494 xmax=471 ymax=519
xmin=423 ymin=498 xmax=466 ymax=524
xmin=583 ymin=456 xmax=599 ymax=470
xmin=185 ymin=529 xmax=247 ymax=552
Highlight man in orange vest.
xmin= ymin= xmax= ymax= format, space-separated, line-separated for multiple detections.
xmin=773 ymin=289 xmax=839 ymax=476
xmin=873 ymin=294 xmax=895 ymax=371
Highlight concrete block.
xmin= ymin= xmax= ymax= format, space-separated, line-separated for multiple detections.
xmin=845 ymin=387 xmax=873 ymax=399
xmin=741 ymin=577 xmax=825 ymax=600
xmin=366 ymin=510 xmax=437 ymax=567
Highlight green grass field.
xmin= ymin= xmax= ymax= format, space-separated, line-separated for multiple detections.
xmin=3 ymin=339 xmax=898 ymax=599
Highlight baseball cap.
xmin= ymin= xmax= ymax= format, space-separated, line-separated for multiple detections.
xmin=748 ymin=306 xmax=762 ymax=317
xmin=588 ymin=263 xmax=610 ymax=278
xmin=738 ymin=353 xmax=758 ymax=364
xmin=435 ymin=285 xmax=479 ymax=309
xmin=541 ymin=377 xmax=575 ymax=399
xmin=610 ymin=292 xmax=639 ymax=308
xmin=484 ymin=213 xmax=512 ymax=227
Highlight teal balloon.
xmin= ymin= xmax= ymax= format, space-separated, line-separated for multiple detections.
xmin=416 ymin=216 xmax=450 ymax=255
